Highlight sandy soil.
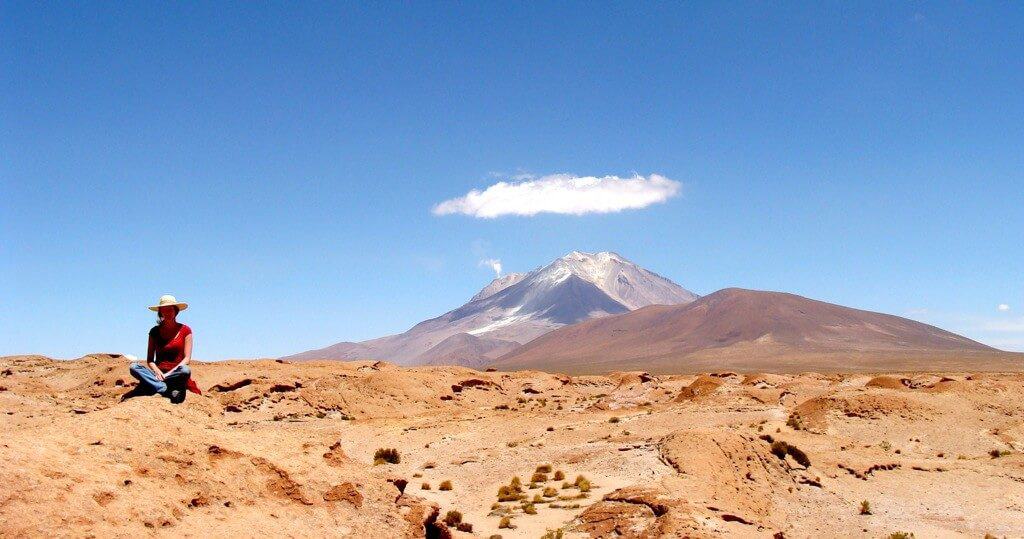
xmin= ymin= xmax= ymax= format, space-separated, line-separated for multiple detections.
xmin=2 ymin=354 xmax=1023 ymax=538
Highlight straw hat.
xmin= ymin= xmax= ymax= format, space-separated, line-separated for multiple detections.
xmin=149 ymin=294 xmax=189 ymax=312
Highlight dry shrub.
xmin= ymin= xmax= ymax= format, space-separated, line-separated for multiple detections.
xmin=439 ymin=480 xmax=452 ymax=491
xmin=442 ymin=510 xmax=462 ymax=526
xmin=373 ymin=448 xmax=399 ymax=464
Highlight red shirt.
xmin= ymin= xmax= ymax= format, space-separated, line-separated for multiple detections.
xmin=149 ymin=323 xmax=201 ymax=394
xmin=150 ymin=323 xmax=192 ymax=370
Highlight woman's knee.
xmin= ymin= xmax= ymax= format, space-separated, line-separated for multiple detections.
xmin=129 ymin=362 xmax=147 ymax=375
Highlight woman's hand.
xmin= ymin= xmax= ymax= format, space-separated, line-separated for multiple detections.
xmin=149 ymin=364 xmax=165 ymax=381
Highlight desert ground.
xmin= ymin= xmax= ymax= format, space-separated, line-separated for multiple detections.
xmin=2 ymin=354 xmax=1024 ymax=538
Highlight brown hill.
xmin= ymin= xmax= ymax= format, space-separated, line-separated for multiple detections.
xmin=495 ymin=288 xmax=1019 ymax=373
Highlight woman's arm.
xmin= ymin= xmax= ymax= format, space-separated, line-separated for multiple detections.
xmin=182 ymin=333 xmax=192 ymax=366
xmin=146 ymin=334 xmax=164 ymax=380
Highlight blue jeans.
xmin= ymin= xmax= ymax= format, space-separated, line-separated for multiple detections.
xmin=129 ymin=362 xmax=191 ymax=396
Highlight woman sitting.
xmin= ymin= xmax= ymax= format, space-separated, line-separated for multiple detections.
xmin=128 ymin=294 xmax=201 ymax=403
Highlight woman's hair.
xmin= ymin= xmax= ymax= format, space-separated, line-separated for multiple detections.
xmin=156 ymin=305 xmax=181 ymax=324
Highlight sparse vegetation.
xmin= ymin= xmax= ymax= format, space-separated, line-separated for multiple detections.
xmin=787 ymin=413 xmax=803 ymax=430
xmin=523 ymin=503 xmax=537 ymax=515
xmin=422 ymin=461 xmax=436 ymax=469
xmin=442 ymin=510 xmax=462 ymax=526
xmin=887 ymin=533 xmax=914 ymax=539
xmin=439 ymin=480 xmax=452 ymax=491
xmin=536 ymin=464 xmax=553 ymax=473
xmin=990 ymin=448 xmax=1011 ymax=458
xmin=860 ymin=500 xmax=871 ymax=515
xmin=498 ymin=516 xmax=513 ymax=529
xmin=456 ymin=522 xmax=472 ymax=532
xmin=531 ymin=472 xmax=548 ymax=483
xmin=541 ymin=528 xmax=565 ymax=539
xmin=879 ymin=441 xmax=892 ymax=452
xmin=421 ymin=482 xmax=430 ymax=490
xmin=543 ymin=487 xmax=557 ymax=497
xmin=553 ymin=470 xmax=565 ymax=481
xmin=498 ymin=485 xmax=522 ymax=502
xmin=609 ymin=416 xmax=620 ymax=423
xmin=373 ymin=448 xmax=400 ymax=464
xmin=769 ymin=440 xmax=811 ymax=467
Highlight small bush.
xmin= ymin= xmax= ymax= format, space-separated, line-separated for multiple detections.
xmin=543 ymin=487 xmax=557 ymax=497
xmin=422 ymin=461 xmax=436 ymax=469
xmin=787 ymin=445 xmax=811 ymax=467
xmin=531 ymin=472 xmax=548 ymax=483
xmin=546 ymin=426 xmax=554 ymax=431
xmin=442 ymin=510 xmax=462 ymax=526
xmin=523 ymin=503 xmax=537 ymax=515
xmin=373 ymin=448 xmax=400 ymax=464
xmin=860 ymin=500 xmax=871 ymax=515
xmin=553 ymin=470 xmax=565 ymax=481
xmin=888 ymin=533 xmax=914 ymax=539
xmin=536 ymin=464 xmax=553 ymax=473
xmin=439 ymin=480 xmax=453 ymax=491
xmin=510 ymin=476 xmax=522 ymax=489
xmin=421 ymin=482 xmax=431 ymax=490
xmin=577 ymin=478 xmax=591 ymax=492
xmin=499 ymin=516 xmax=513 ymax=529
xmin=609 ymin=416 xmax=620 ymax=423
xmin=787 ymin=413 xmax=803 ymax=430
xmin=532 ymin=494 xmax=543 ymax=503
xmin=562 ymin=482 xmax=572 ymax=489
xmin=456 ymin=522 xmax=472 ymax=532
xmin=498 ymin=485 xmax=522 ymax=502
xmin=990 ymin=448 xmax=1011 ymax=458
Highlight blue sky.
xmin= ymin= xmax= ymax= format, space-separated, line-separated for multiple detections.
xmin=2 ymin=2 xmax=1022 ymax=359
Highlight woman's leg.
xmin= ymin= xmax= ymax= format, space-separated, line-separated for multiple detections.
xmin=162 ymin=365 xmax=190 ymax=388
xmin=163 ymin=365 xmax=191 ymax=403
xmin=129 ymin=362 xmax=167 ymax=395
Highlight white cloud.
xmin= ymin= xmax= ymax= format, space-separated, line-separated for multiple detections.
xmin=432 ymin=173 xmax=681 ymax=218
xmin=479 ymin=258 xmax=502 ymax=277
xmin=998 ymin=304 xmax=1011 ymax=312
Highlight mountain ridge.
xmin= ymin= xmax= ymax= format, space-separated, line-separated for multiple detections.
xmin=493 ymin=287 xmax=1002 ymax=372
xmin=281 ymin=251 xmax=697 ymax=365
